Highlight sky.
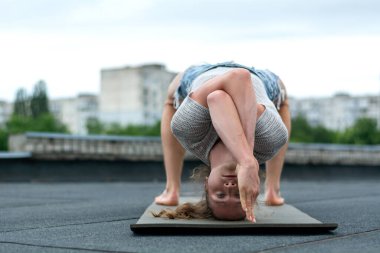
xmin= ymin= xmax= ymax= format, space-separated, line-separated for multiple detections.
xmin=0 ymin=0 xmax=380 ymax=102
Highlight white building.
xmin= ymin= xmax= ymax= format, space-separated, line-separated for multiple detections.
xmin=290 ymin=93 xmax=380 ymax=131
xmin=0 ymin=100 xmax=12 ymax=127
xmin=99 ymin=64 xmax=176 ymax=125
xmin=50 ymin=94 xmax=98 ymax=134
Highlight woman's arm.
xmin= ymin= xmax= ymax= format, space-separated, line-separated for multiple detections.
xmin=190 ymin=69 xmax=257 ymax=152
xmin=189 ymin=68 xmax=260 ymax=221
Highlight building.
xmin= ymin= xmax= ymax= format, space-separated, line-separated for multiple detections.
xmin=99 ymin=64 xmax=176 ymax=126
xmin=0 ymin=100 xmax=12 ymax=127
xmin=50 ymin=94 xmax=98 ymax=134
xmin=290 ymin=93 xmax=380 ymax=131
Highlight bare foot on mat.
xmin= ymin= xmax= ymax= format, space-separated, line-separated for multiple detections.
xmin=265 ymin=189 xmax=285 ymax=206
xmin=154 ymin=189 xmax=179 ymax=206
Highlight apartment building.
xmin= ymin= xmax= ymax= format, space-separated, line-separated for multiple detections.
xmin=0 ymin=100 xmax=12 ymax=127
xmin=50 ymin=94 xmax=98 ymax=134
xmin=289 ymin=93 xmax=380 ymax=130
xmin=99 ymin=64 xmax=176 ymax=126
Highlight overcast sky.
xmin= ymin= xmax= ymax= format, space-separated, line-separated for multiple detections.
xmin=1 ymin=0 xmax=380 ymax=101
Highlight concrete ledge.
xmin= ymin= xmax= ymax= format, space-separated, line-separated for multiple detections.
xmin=8 ymin=132 xmax=380 ymax=166
xmin=286 ymin=143 xmax=380 ymax=166
xmin=0 ymin=152 xmax=32 ymax=159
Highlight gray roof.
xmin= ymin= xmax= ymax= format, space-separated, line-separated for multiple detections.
xmin=1 ymin=167 xmax=379 ymax=252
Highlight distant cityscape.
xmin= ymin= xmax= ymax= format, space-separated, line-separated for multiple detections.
xmin=0 ymin=64 xmax=379 ymax=134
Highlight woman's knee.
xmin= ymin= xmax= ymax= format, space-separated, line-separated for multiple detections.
xmin=206 ymin=90 xmax=231 ymax=106
xmin=227 ymin=68 xmax=251 ymax=80
xmin=225 ymin=68 xmax=251 ymax=83
xmin=221 ymin=68 xmax=252 ymax=91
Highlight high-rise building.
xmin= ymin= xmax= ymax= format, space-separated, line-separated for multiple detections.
xmin=99 ymin=64 xmax=176 ymax=126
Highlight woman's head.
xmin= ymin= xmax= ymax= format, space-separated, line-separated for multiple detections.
xmin=205 ymin=162 xmax=246 ymax=220
xmin=153 ymin=164 xmax=246 ymax=221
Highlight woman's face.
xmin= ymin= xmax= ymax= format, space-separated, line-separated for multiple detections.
xmin=205 ymin=163 xmax=246 ymax=220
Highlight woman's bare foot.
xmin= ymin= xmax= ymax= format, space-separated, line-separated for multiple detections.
xmin=265 ymin=188 xmax=285 ymax=206
xmin=154 ymin=189 xmax=179 ymax=206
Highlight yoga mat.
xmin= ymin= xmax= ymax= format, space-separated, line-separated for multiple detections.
xmin=130 ymin=196 xmax=338 ymax=234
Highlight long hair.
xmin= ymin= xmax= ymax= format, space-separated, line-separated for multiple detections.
xmin=152 ymin=165 xmax=213 ymax=219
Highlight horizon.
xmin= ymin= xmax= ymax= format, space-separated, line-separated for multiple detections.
xmin=1 ymin=73 xmax=378 ymax=103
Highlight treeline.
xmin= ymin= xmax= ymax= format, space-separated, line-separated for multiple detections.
xmin=291 ymin=115 xmax=380 ymax=145
xmin=86 ymin=115 xmax=380 ymax=145
xmin=1 ymin=82 xmax=380 ymax=150
xmin=0 ymin=81 xmax=68 ymax=150
xmin=86 ymin=118 xmax=160 ymax=137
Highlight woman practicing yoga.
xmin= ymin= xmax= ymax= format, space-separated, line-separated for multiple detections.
xmin=154 ymin=62 xmax=291 ymax=222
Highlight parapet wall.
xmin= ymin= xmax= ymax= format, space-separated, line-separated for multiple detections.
xmin=8 ymin=132 xmax=380 ymax=166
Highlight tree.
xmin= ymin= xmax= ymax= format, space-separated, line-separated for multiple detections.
xmin=311 ymin=125 xmax=336 ymax=143
xmin=6 ymin=81 xmax=68 ymax=138
xmin=6 ymin=115 xmax=31 ymax=134
xmin=86 ymin=118 xmax=161 ymax=136
xmin=338 ymin=118 xmax=380 ymax=145
xmin=13 ymin=88 xmax=29 ymax=117
xmin=86 ymin=117 xmax=105 ymax=134
xmin=6 ymin=114 xmax=68 ymax=134
xmin=30 ymin=80 xmax=49 ymax=118
xmin=290 ymin=115 xmax=313 ymax=143
xmin=290 ymin=116 xmax=380 ymax=145
xmin=290 ymin=115 xmax=337 ymax=144
xmin=0 ymin=127 xmax=8 ymax=151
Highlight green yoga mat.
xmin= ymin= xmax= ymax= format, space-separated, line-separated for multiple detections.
xmin=130 ymin=196 xmax=338 ymax=234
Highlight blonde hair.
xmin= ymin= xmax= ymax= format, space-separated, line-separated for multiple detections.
xmin=152 ymin=199 xmax=213 ymax=219
xmin=152 ymin=165 xmax=213 ymax=219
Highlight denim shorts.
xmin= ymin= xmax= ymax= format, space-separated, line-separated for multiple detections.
xmin=174 ymin=61 xmax=285 ymax=110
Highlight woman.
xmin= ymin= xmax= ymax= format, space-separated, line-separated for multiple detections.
xmin=154 ymin=62 xmax=291 ymax=222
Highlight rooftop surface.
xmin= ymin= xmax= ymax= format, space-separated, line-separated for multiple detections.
xmin=0 ymin=170 xmax=380 ymax=252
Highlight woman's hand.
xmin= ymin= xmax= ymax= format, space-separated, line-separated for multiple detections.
xmin=236 ymin=158 xmax=260 ymax=222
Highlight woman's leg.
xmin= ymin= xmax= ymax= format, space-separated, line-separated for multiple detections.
xmin=155 ymin=74 xmax=185 ymax=206
xmin=265 ymin=98 xmax=291 ymax=205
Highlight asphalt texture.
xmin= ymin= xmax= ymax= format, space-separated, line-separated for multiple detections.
xmin=1 ymin=177 xmax=380 ymax=252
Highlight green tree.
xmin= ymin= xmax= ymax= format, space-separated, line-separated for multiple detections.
xmin=86 ymin=118 xmax=161 ymax=136
xmin=144 ymin=120 xmax=161 ymax=136
xmin=290 ymin=115 xmax=338 ymax=144
xmin=0 ymin=127 xmax=8 ymax=151
xmin=290 ymin=116 xmax=380 ymax=145
xmin=86 ymin=117 xmax=105 ymax=134
xmin=311 ymin=125 xmax=336 ymax=143
xmin=338 ymin=118 xmax=380 ymax=145
xmin=13 ymin=88 xmax=29 ymax=117
xmin=30 ymin=80 xmax=49 ymax=118
xmin=6 ymin=114 xmax=68 ymax=134
xmin=118 ymin=121 xmax=161 ymax=136
xmin=6 ymin=81 xmax=68 ymax=139
xmin=107 ymin=122 xmax=125 ymax=135
xmin=32 ymin=114 xmax=68 ymax=133
xmin=6 ymin=115 xmax=31 ymax=134
xmin=290 ymin=115 xmax=313 ymax=143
